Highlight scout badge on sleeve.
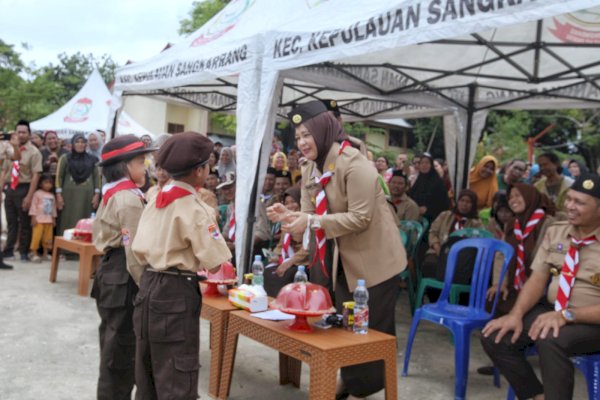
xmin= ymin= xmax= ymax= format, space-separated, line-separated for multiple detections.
xmin=208 ymin=224 xmax=222 ymax=240
xmin=121 ymin=228 xmax=131 ymax=246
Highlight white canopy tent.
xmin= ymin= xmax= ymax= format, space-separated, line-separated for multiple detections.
xmin=31 ymin=69 xmax=153 ymax=138
xmin=256 ymin=0 xmax=600 ymax=193
xmin=113 ymin=0 xmax=600 ymax=274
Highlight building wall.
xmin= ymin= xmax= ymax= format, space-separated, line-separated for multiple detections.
xmin=123 ymin=96 xmax=209 ymax=135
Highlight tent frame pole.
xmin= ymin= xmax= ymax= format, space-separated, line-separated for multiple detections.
xmin=242 ymin=147 xmax=262 ymax=274
xmin=462 ymin=84 xmax=476 ymax=190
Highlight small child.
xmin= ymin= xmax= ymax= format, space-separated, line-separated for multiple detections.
xmin=29 ymin=174 xmax=57 ymax=262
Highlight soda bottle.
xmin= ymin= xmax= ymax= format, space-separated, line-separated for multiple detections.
xmin=252 ymin=255 xmax=264 ymax=287
xmin=293 ymin=265 xmax=308 ymax=283
xmin=353 ymin=279 xmax=369 ymax=334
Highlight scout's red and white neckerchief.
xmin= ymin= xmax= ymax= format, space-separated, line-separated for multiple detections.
xmin=9 ymin=146 xmax=26 ymax=190
xmin=10 ymin=161 xmax=19 ymax=189
xmin=311 ymin=140 xmax=351 ymax=278
xmin=279 ymin=233 xmax=295 ymax=264
xmin=453 ymin=215 xmax=467 ymax=233
xmin=512 ymin=208 xmax=545 ymax=290
xmin=102 ymin=178 xmax=144 ymax=206
xmin=555 ymin=234 xmax=597 ymax=311
xmin=156 ymin=184 xmax=193 ymax=208
xmin=228 ymin=207 xmax=236 ymax=241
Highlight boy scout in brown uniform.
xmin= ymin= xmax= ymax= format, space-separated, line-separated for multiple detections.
xmin=92 ymin=135 xmax=155 ymax=400
xmin=131 ymin=132 xmax=231 ymax=400
xmin=482 ymin=173 xmax=600 ymax=400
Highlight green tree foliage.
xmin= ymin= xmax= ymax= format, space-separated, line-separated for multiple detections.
xmin=0 ymin=39 xmax=118 ymax=131
xmin=179 ymin=0 xmax=230 ymax=35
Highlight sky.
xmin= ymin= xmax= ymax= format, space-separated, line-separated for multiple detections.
xmin=0 ymin=0 xmax=195 ymax=69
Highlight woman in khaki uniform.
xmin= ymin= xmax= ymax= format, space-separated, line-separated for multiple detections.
xmin=92 ymin=135 xmax=155 ymax=400
xmin=268 ymin=101 xmax=406 ymax=399
xmin=420 ymin=189 xmax=483 ymax=294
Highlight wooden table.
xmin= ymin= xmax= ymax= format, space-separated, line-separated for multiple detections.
xmin=49 ymin=236 xmax=103 ymax=296
xmin=200 ymin=295 xmax=239 ymax=399
xmin=218 ymin=310 xmax=397 ymax=400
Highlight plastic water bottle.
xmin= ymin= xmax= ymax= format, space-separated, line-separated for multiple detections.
xmin=353 ymin=279 xmax=369 ymax=334
xmin=90 ymin=212 xmax=96 ymax=219
xmin=252 ymin=255 xmax=264 ymax=287
xmin=293 ymin=265 xmax=308 ymax=283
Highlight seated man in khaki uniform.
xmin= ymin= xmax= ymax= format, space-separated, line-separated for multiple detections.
xmin=388 ymin=170 xmax=419 ymax=223
xmin=481 ymin=173 xmax=600 ymax=400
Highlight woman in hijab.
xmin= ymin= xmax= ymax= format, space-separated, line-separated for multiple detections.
xmin=469 ymin=155 xmax=499 ymax=210
xmin=487 ymin=191 xmax=514 ymax=239
xmin=408 ymin=152 xmax=451 ymax=222
xmin=55 ymin=134 xmax=101 ymax=235
xmin=421 ymin=189 xmax=483 ymax=286
xmin=486 ymin=183 xmax=556 ymax=315
xmin=267 ymin=101 xmax=406 ymax=400
xmin=86 ymin=131 xmax=104 ymax=160
xmin=217 ymin=147 xmax=236 ymax=181
xmin=567 ymin=159 xmax=588 ymax=179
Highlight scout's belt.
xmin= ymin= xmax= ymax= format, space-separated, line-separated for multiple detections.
xmin=146 ymin=266 xmax=197 ymax=278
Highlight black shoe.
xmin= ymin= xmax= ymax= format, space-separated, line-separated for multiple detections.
xmin=477 ymin=366 xmax=495 ymax=376
xmin=3 ymin=250 xmax=15 ymax=260
xmin=0 ymin=262 xmax=14 ymax=270
xmin=335 ymin=393 xmax=349 ymax=400
xmin=20 ymin=254 xmax=29 ymax=262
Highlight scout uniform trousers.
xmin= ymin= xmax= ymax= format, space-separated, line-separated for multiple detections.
xmin=4 ymin=183 xmax=33 ymax=256
xmin=133 ymin=268 xmax=201 ymax=400
xmin=481 ymin=302 xmax=600 ymax=400
xmin=90 ymin=247 xmax=138 ymax=400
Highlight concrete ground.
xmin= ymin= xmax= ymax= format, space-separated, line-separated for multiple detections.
xmin=0 ymin=259 xmax=587 ymax=400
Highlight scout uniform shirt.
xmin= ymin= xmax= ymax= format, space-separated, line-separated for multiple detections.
xmin=14 ymin=141 xmax=43 ymax=183
xmin=531 ymin=221 xmax=600 ymax=309
xmin=93 ymin=189 xmax=146 ymax=283
xmin=132 ymin=181 xmax=231 ymax=273
xmin=301 ymin=142 xmax=406 ymax=292
xmin=392 ymin=193 xmax=420 ymax=224
xmin=428 ymin=210 xmax=483 ymax=249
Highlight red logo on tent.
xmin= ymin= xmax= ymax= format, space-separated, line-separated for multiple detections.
xmin=64 ymin=97 xmax=93 ymax=123
xmin=549 ymin=9 xmax=600 ymax=44
xmin=190 ymin=0 xmax=254 ymax=47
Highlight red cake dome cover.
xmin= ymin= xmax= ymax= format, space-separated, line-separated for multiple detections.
xmin=273 ymin=282 xmax=335 ymax=314
xmin=75 ymin=218 xmax=94 ymax=232
xmin=206 ymin=261 xmax=236 ymax=282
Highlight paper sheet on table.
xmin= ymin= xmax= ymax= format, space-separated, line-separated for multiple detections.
xmin=250 ymin=309 xmax=295 ymax=321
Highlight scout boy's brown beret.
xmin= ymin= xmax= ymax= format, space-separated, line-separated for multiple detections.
xmin=156 ymin=132 xmax=214 ymax=176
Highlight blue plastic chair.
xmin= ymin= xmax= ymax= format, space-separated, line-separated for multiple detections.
xmin=503 ymin=348 xmax=600 ymax=400
xmin=402 ymin=238 xmax=514 ymax=400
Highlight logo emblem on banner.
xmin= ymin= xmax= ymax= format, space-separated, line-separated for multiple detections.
xmin=549 ymin=8 xmax=600 ymax=44
xmin=64 ymin=97 xmax=92 ymax=123
xmin=191 ymin=0 xmax=255 ymax=47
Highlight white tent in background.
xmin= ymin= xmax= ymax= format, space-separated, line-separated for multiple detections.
xmin=31 ymin=69 xmax=154 ymax=138
xmin=112 ymin=0 xmax=600 ymax=274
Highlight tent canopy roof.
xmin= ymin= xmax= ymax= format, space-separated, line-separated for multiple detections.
xmin=31 ymin=69 xmax=154 ymax=137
